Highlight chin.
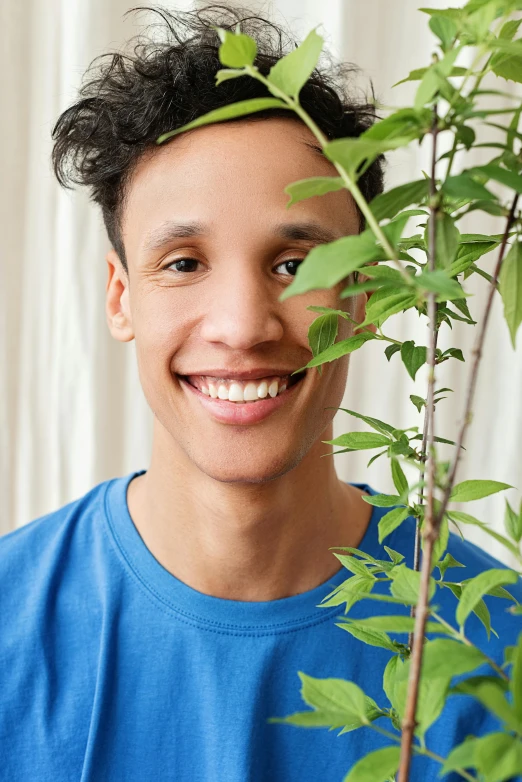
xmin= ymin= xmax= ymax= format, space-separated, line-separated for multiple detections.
xmin=190 ymin=445 xmax=307 ymax=485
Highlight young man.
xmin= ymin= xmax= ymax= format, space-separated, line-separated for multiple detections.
xmin=1 ymin=6 xmax=519 ymax=781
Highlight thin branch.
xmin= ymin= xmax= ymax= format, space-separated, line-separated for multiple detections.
xmin=409 ymin=329 xmax=438 ymax=650
xmin=368 ymin=724 xmax=478 ymax=781
xmin=435 ymin=193 xmax=520 ymax=527
xmin=398 ymin=106 xmax=439 ymax=782
xmin=246 ymin=66 xmax=413 ymax=284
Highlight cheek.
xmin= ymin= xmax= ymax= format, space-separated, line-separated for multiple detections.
xmin=130 ymin=292 xmax=188 ymax=381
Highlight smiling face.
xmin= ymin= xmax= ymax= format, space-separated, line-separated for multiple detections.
xmin=106 ymin=117 xmax=364 ymax=484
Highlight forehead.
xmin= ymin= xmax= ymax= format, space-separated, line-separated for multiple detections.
xmin=121 ymin=117 xmax=358 ymax=254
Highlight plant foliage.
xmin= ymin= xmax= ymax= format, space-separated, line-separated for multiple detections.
xmin=159 ymin=2 xmax=522 ymax=779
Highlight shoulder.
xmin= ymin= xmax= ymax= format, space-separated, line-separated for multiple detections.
xmin=0 ymin=476 xmax=130 ymax=609
xmin=1 ymin=478 xmax=110 ymax=562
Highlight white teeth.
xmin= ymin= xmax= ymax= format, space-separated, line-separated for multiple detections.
xmin=257 ymin=381 xmax=268 ymax=399
xmin=191 ymin=374 xmax=299 ymax=402
xmin=228 ymin=382 xmax=244 ymax=402
xmin=243 ymin=382 xmax=258 ymax=401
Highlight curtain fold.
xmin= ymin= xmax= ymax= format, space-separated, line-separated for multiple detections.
xmin=1 ymin=0 xmax=520 ymax=566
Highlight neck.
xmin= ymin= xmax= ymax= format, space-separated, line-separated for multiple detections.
xmin=127 ymin=418 xmax=372 ymax=601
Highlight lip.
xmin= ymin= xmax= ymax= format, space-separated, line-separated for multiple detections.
xmin=178 ymin=373 xmax=305 ymax=425
xmin=177 ymin=367 xmax=302 ymax=381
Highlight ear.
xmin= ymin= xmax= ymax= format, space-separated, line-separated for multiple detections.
xmin=106 ymin=249 xmax=134 ymax=342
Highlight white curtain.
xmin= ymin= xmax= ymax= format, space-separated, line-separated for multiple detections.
xmin=1 ymin=0 xmax=521 ymax=566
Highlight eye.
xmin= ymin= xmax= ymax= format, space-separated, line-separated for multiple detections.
xmin=166 ymin=258 xmax=201 ymax=273
xmin=274 ymin=259 xmax=303 ymax=277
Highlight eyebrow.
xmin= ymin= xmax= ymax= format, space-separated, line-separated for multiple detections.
xmin=142 ymin=219 xmax=341 ymax=253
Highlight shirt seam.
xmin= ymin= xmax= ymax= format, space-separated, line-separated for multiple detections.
xmin=101 ymin=477 xmax=346 ymax=636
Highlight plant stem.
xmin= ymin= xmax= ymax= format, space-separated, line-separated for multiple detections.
xmin=398 ymin=107 xmax=440 ymax=782
xmin=368 ymin=724 xmax=477 ymax=781
xmin=409 ymin=328 xmax=439 ymax=649
xmin=435 ymin=193 xmax=520 ymax=527
xmin=246 ymin=67 xmax=413 ymax=284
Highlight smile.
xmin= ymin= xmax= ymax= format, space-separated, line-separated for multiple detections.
xmin=182 ymin=372 xmax=305 ymax=403
xmin=177 ymin=370 xmax=307 ymax=425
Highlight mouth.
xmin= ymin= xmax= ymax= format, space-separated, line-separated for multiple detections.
xmin=179 ymin=370 xmax=306 ymax=403
xmin=176 ymin=369 xmax=308 ymax=425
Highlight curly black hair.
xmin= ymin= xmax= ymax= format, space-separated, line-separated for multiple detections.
xmin=52 ymin=5 xmax=384 ymax=271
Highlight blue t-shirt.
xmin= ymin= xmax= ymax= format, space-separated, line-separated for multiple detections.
xmin=0 ymin=471 xmax=520 ymax=781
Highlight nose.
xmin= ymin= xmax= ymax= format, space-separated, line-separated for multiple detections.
xmin=199 ymin=267 xmax=284 ymax=350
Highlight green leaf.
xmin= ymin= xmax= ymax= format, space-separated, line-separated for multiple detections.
xmin=327 ymin=432 xmax=391 ymax=451
xmin=491 ymin=49 xmax=522 ymax=84
xmin=456 ymin=568 xmax=519 ymax=627
xmin=215 ymin=68 xmax=246 ymax=85
xmin=429 ymin=14 xmax=458 ymax=50
xmin=359 ymin=290 xmax=417 ymax=329
xmin=300 ymin=671 xmax=367 ymax=717
xmin=378 ymin=508 xmax=410 ymax=544
xmin=394 ymin=64 xmax=466 ymax=86
xmin=471 ymin=164 xmax=522 ymax=195
xmin=341 ymin=615 xmax=423 ymax=634
xmin=383 ymin=655 xmax=400 ymax=710
xmin=498 ymin=18 xmax=522 ymax=42
xmin=336 ymin=621 xmax=399 ymax=651
xmin=285 ymin=176 xmax=345 ymax=207
xmin=430 ymin=512 xmax=449 ymax=569
xmin=302 ymin=332 xmax=377 ymax=369
xmin=324 ymin=137 xmax=412 ymax=179
xmin=269 ymin=672 xmax=380 ymax=731
xmin=280 ymin=229 xmax=382 ymax=300
xmin=455 ymin=678 xmax=522 ymax=733
xmin=384 ymin=546 xmax=405 ymax=565
xmin=215 ymin=28 xmax=257 ymax=68
xmin=268 ymin=28 xmax=323 ymax=98
xmin=425 ymin=212 xmax=460 ymax=268
xmin=385 ymin=343 xmax=401 ymax=362
xmin=442 ymin=736 xmax=479 ymax=775
xmin=442 ymin=173 xmax=497 ymax=202
xmin=443 ymin=732 xmax=522 ymax=779
xmin=414 ymin=66 xmax=443 ymax=109
xmin=415 ymin=269 xmax=465 ymax=300
xmin=450 ymin=479 xmax=512 ymax=502
xmin=343 ymin=746 xmax=400 ymax=782
xmin=512 ymin=632 xmax=522 ymax=724
xmin=504 ymin=499 xmax=522 ymax=543
xmin=437 ymin=552 xmax=465 ymax=579
xmin=391 ymin=459 xmax=409 ymax=497
xmin=499 ymin=241 xmax=522 ymax=348
xmin=389 ymin=563 xmax=436 ymax=605
xmin=447 ymin=510 xmax=521 ymax=558
xmin=334 ymin=554 xmax=374 ymax=578
xmin=441 ymin=347 xmax=465 ymax=362
xmin=410 ymin=394 xmax=425 ymax=413
xmin=400 ymin=340 xmax=427 ymax=381
xmin=369 ymin=179 xmax=430 ymax=222
xmin=157 ymin=98 xmax=289 ymax=144
xmin=364 ymin=108 xmax=432 ymax=142
xmin=319 ymin=574 xmax=375 ymax=611
xmin=336 ymin=408 xmax=396 ymax=437
xmin=421 ymin=638 xmax=487 ymax=680
xmin=308 ymin=313 xmax=338 ymax=358
xmin=363 ymin=494 xmax=403 ymax=508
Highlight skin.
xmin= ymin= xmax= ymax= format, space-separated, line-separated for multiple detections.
xmin=106 ymin=117 xmax=375 ymax=601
